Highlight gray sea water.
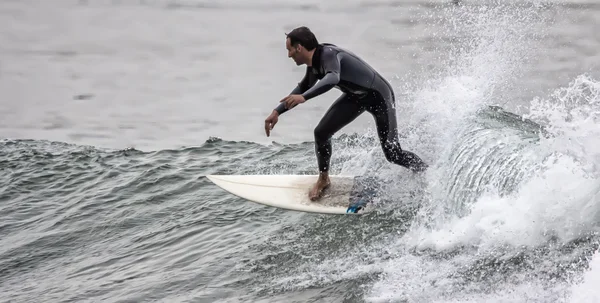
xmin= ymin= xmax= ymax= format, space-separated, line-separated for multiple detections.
xmin=1 ymin=0 xmax=600 ymax=302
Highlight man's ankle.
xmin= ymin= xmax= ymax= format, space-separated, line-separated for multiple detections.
xmin=318 ymin=172 xmax=329 ymax=183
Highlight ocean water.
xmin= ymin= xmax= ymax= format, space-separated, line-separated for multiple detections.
xmin=1 ymin=0 xmax=600 ymax=302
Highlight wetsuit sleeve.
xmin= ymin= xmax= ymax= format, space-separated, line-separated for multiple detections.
xmin=301 ymin=50 xmax=341 ymax=101
xmin=290 ymin=68 xmax=312 ymax=94
xmin=274 ymin=68 xmax=314 ymax=115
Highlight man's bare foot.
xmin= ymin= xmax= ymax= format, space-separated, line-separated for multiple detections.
xmin=309 ymin=174 xmax=330 ymax=201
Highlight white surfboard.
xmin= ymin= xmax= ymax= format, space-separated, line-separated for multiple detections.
xmin=206 ymin=174 xmax=375 ymax=214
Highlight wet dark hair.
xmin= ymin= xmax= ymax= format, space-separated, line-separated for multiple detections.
xmin=285 ymin=26 xmax=319 ymax=50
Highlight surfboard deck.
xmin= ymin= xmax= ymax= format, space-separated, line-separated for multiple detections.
xmin=206 ymin=174 xmax=378 ymax=214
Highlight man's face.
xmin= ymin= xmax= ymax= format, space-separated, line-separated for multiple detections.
xmin=286 ymin=38 xmax=302 ymax=66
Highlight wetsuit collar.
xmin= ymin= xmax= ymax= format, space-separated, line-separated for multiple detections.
xmin=310 ymin=44 xmax=324 ymax=69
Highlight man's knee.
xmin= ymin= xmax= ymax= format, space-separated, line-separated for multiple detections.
xmin=314 ymin=123 xmax=332 ymax=143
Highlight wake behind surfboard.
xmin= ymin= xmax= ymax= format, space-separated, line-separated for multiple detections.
xmin=205 ymin=174 xmax=379 ymax=214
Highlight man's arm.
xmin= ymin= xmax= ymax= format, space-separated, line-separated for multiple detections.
xmin=274 ymin=68 xmax=313 ymax=115
xmin=300 ymin=49 xmax=341 ymax=101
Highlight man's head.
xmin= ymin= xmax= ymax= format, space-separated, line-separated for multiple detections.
xmin=285 ymin=26 xmax=319 ymax=66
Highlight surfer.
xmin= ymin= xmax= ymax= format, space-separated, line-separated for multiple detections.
xmin=264 ymin=26 xmax=428 ymax=201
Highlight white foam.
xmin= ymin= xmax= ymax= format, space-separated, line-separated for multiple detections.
xmin=366 ymin=249 xmax=573 ymax=303
xmin=568 ymin=250 xmax=600 ymax=303
xmin=372 ymin=75 xmax=600 ymax=303
xmin=409 ymin=153 xmax=600 ymax=252
xmin=364 ymin=3 xmax=600 ymax=302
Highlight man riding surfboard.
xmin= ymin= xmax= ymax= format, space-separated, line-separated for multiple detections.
xmin=264 ymin=26 xmax=428 ymax=201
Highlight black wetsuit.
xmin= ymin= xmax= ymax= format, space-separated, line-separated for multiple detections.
xmin=275 ymin=43 xmax=427 ymax=173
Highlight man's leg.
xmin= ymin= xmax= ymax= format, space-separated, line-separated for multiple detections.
xmin=311 ymin=93 xmax=365 ymax=200
xmin=365 ymin=90 xmax=428 ymax=172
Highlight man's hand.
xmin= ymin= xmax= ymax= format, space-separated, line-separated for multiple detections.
xmin=264 ymin=110 xmax=279 ymax=137
xmin=280 ymin=94 xmax=306 ymax=109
